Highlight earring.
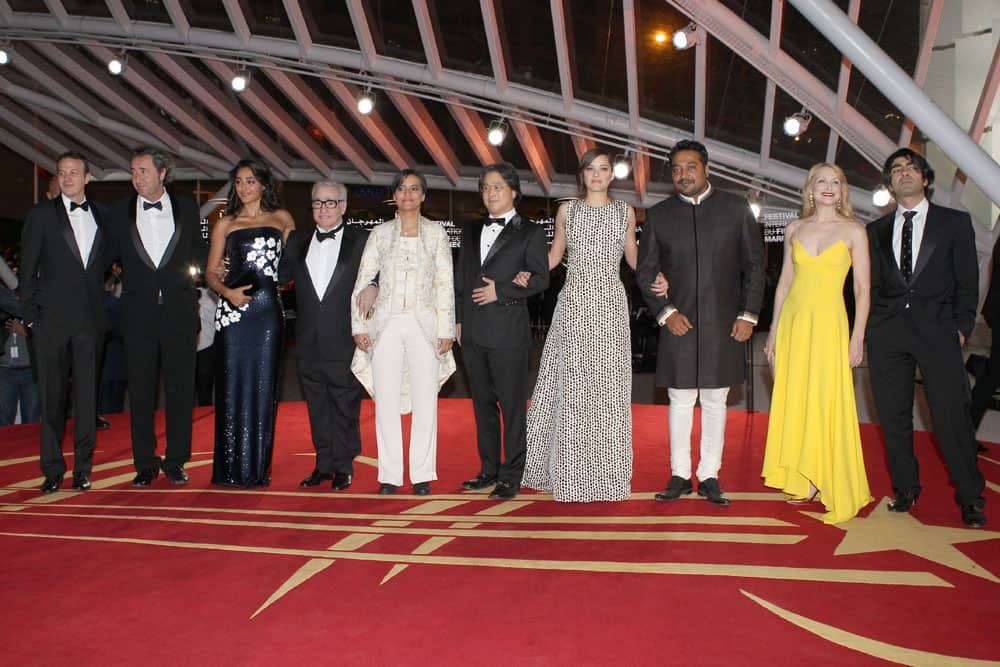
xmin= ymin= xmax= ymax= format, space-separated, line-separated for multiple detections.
xmin=835 ymin=199 xmax=842 ymax=211
xmin=808 ymin=192 xmax=814 ymax=207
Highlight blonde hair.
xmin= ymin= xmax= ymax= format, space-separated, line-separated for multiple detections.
xmin=800 ymin=162 xmax=855 ymax=220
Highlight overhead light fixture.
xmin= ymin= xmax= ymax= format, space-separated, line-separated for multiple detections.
xmin=653 ymin=31 xmax=668 ymax=45
xmin=613 ymin=153 xmax=631 ymax=180
xmin=107 ymin=51 xmax=127 ymax=76
xmin=231 ymin=67 xmax=251 ymax=93
xmin=0 ymin=47 xmax=9 ymax=66
xmin=872 ymin=186 xmax=892 ymax=208
xmin=783 ymin=110 xmax=812 ymax=137
xmin=356 ymin=88 xmax=375 ymax=115
xmin=487 ymin=119 xmax=508 ymax=146
xmin=672 ymin=23 xmax=699 ymax=50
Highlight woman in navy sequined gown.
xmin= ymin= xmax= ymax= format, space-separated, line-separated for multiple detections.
xmin=205 ymin=159 xmax=294 ymax=487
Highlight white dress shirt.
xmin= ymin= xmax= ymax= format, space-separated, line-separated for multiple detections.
xmin=62 ymin=194 xmax=97 ymax=265
xmin=136 ymin=195 xmax=175 ymax=267
xmin=480 ymin=208 xmax=516 ymax=264
xmin=305 ymin=225 xmax=344 ymax=298
xmin=891 ymin=197 xmax=929 ymax=274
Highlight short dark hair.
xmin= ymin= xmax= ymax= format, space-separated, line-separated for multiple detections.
xmin=670 ymin=139 xmax=709 ymax=167
xmin=882 ymin=147 xmax=935 ymax=196
xmin=391 ymin=168 xmax=427 ymax=194
xmin=57 ymin=150 xmax=90 ymax=175
xmin=224 ymin=158 xmax=282 ymax=216
xmin=479 ymin=162 xmax=521 ymax=206
xmin=130 ymin=145 xmax=174 ymax=183
xmin=576 ymin=147 xmax=612 ymax=197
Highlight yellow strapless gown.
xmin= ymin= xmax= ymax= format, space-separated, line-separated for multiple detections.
xmin=762 ymin=239 xmax=873 ymax=523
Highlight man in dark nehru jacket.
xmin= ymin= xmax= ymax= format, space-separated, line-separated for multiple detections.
xmin=20 ymin=151 xmax=110 ymax=493
xmin=866 ymin=147 xmax=986 ymax=527
xmin=279 ymin=179 xmax=367 ymax=491
xmin=455 ymin=162 xmax=549 ymax=500
xmin=637 ymin=139 xmax=765 ymax=506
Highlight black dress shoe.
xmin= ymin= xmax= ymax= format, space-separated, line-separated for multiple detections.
xmin=962 ymin=504 xmax=986 ymax=528
xmin=654 ymin=475 xmax=692 ymax=501
xmin=413 ymin=481 xmax=431 ymax=495
xmin=461 ymin=473 xmax=497 ymax=490
xmin=40 ymin=474 xmax=63 ymax=494
xmin=132 ymin=468 xmax=159 ymax=487
xmin=300 ymin=470 xmax=333 ymax=487
xmin=378 ymin=483 xmax=397 ymax=495
xmin=161 ymin=463 xmax=189 ymax=485
xmin=488 ymin=480 xmax=518 ymax=500
xmin=71 ymin=473 xmax=91 ymax=491
xmin=887 ymin=490 xmax=919 ymax=513
xmin=331 ymin=473 xmax=353 ymax=490
xmin=697 ymin=478 xmax=731 ymax=506
xmin=96 ymin=415 xmax=111 ymax=430
xmin=977 ymin=442 xmax=989 ymax=453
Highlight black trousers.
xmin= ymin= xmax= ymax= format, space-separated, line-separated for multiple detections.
xmin=868 ymin=313 xmax=985 ymax=507
xmin=34 ymin=327 xmax=99 ymax=477
xmin=461 ymin=339 xmax=530 ymax=485
xmin=298 ymin=356 xmax=362 ymax=475
xmin=195 ymin=344 xmax=215 ymax=406
xmin=970 ymin=327 xmax=1000 ymax=430
xmin=124 ymin=307 xmax=196 ymax=471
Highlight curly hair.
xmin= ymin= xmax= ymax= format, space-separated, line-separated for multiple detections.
xmin=224 ymin=158 xmax=282 ymax=216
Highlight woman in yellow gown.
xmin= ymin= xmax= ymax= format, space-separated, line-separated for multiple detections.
xmin=762 ymin=163 xmax=873 ymax=524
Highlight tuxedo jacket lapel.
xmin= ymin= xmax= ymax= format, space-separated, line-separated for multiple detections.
xmin=54 ymin=199 xmax=85 ymax=268
xmin=910 ymin=206 xmax=940 ymax=283
xmin=321 ymin=231 xmax=356 ymax=302
xmin=482 ymin=215 xmax=520 ymax=267
xmin=127 ymin=195 xmax=157 ymax=270
xmin=157 ymin=193 xmax=183 ymax=268
xmin=86 ymin=206 xmax=105 ymax=270
xmin=874 ymin=216 xmax=907 ymax=287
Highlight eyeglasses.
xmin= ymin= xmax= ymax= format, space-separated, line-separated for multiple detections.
xmin=311 ymin=199 xmax=344 ymax=209
xmin=481 ymin=183 xmax=509 ymax=194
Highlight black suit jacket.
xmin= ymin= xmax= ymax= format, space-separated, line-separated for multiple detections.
xmin=279 ymin=226 xmax=367 ymax=362
xmin=19 ymin=197 xmax=109 ymax=336
xmin=455 ymin=214 xmax=550 ymax=348
xmin=108 ymin=193 xmax=208 ymax=338
xmin=867 ymin=202 xmax=978 ymax=339
xmin=981 ymin=236 xmax=1000 ymax=329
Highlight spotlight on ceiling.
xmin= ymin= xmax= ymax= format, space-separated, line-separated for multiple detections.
xmin=783 ymin=110 xmax=812 ymax=137
xmin=356 ymin=88 xmax=375 ymax=115
xmin=0 ymin=47 xmax=10 ymax=66
xmin=231 ymin=67 xmax=251 ymax=93
xmin=613 ymin=153 xmax=631 ymax=180
xmin=872 ymin=186 xmax=892 ymax=208
xmin=653 ymin=31 xmax=668 ymax=45
xmin=107 ymin=52 xmax=127 ymax=76
xmin=487 ymin=119 xmax=508 ymax=146
xmin=672 ymin=23 xmax=699 ymax=50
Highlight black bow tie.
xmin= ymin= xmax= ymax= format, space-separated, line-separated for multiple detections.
xmin=69 ymin=201 xmax=90 ymax=212
xmin=487 ymin=217 xmax=506 ymax=227
xmin=143 ymin=200 xmax=163 ymax=211
xmin=315 ymin=224 xmax=344 ymax=242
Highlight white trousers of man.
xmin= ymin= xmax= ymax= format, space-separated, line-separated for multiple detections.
xmin=667 ymin=387 xmax=730 ymax=480
xmin=370 ymin=312 xmax=439 ymax=486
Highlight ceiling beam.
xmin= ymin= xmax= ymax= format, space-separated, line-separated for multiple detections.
xmin=447 ymin=102 xmax=502 ymax=166
xmin=323 ymin=78 xmax=414 ymax=170
xmin=84 ymin=44 xmax=243 ymax=165
xmin=281 ymin=0 xmax=313 ymax=57
xmin=570 ymin=125 xmax=596 ymax=160
xmin=203 ymin=59 xmax=337 ymax=177
xmin=0 ymin=97 xmax=76 ymax=157
xmin=826 ymin=0 xmax=862 ymax=163
xmin=899 ymin=0 xmax=944 ymax=147
xmin=632 ymin=146 xmax=649 ymax=206
xmin=264 ymin=69 xmax=376 ymax=180
xmin=147 ymin=52 xmax=294 ymax=177
xmin=511 ymin=116 xmax=554 ymax=195
xmin=220 ymin=0 xmax=250 ymax=47
xmin=41 ymin=0 xmax=68 ymax=28
xmin=0 ymin=122 xmax=56 ymax=172
xmin=622 ymin=0 xmax=639 ymax=129
xmin=345 ymin=0 xmax=378 ymax=68
xmin=104 ymin=0 xmax=131 ymax=32
xmin=667 ymin=0 xmax=896 ymax=165
xmin=693 ymin=27 xmax=706 ymax=141
xmin=479 ymin=0 xmax=508 ymax=94
xmin=411 ymin=0 xmax=442 ymax=80
xmin=161 ymin=0 xmax=190 ymax=38
xmin=549 ymin=0 xmax=574 ymax=112
xmin=759 ymin=0 xmax=782 ymax=165
xmin=949 ymin=36 xmax=1000 ymax=203
xmin=385 ymin=87 xmax=462 ymax=185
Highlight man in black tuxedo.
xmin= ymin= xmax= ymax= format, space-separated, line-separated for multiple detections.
xmin=19 ymin=151 xmax=109 ymax=493
xmin=867 ymin=147 xmax=986 ymax=527
xmin=109 ymin=146 xmax=207 ymax=487
xmin=455 ymin=162 xmax=549 ymax=500
xmin=279 ymin=180 xmax=367 ymax=490
xmin=969 ymin=235 xmax=1000 ymax=449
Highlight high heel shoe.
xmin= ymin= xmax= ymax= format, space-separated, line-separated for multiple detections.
xmin=786 ymin=486 xmax=820 ymax=505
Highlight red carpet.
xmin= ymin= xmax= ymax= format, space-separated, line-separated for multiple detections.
xmin=1 ymin=400 xmax=998 ymax=666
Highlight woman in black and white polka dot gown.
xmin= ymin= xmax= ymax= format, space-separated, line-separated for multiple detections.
xmin=522 ymin=148 xmax=638 ymax=501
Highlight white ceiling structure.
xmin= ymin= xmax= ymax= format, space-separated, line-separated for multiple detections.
xmin=0 ymin=0 xmax=995 ymax=217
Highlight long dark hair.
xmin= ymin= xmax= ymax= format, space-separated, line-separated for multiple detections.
xmin=224 ymin=158 xmax=282 ymax=216
xmin=576 ymin=147 xmax=612 ymax=197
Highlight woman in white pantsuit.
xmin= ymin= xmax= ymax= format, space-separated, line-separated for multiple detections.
xmin=351 ymin=169 xmax=456 ymax=495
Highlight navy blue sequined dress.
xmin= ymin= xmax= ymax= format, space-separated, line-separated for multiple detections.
xmin=211 ymin=227 xmax=284 ymax=487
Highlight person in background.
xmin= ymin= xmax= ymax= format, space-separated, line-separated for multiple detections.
xmin=97 ymin=263 xmax=127 ymax=416
xmin=969 ymin=234 xmax=1000 ymax=452
xmin=195 ymin=285 xmax=219 ymax=406
xmin=0 ymin=282 xmax=39 ymax=426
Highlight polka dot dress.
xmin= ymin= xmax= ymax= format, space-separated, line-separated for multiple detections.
xmin=523 ymin=199 xmax=633 ymax=501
